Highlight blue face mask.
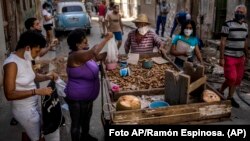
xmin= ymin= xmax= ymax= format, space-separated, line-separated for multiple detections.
xmin=235 ymin=13 xmax=245 ymax=21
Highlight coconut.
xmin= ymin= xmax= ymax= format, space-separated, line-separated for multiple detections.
xmin=202 ymin=90 xmax=221 ymax=103
xmin=116 ymin=95 xmax=141 ymax=111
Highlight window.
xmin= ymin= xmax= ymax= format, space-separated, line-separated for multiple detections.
xmin=62 ymin=6 xmax=84 ymax=13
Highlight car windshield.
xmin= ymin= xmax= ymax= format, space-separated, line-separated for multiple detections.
xmin=62 ymin=6 xmax=84 ymax=13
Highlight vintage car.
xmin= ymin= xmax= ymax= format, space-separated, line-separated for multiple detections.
xmin=54 ymin=1 xmax=91 ymax=36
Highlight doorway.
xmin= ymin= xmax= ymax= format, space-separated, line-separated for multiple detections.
xmin=214 ymin=0 xmax=227 ymax=39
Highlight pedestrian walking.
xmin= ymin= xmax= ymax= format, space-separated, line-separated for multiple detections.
xmin=218 ymin=5 xmax=249 ymax=108
xmin=106 ymin=5 xmax=124 ymax=49
xmin=85 ymin=0 xmax=94 ymax=18
xmin=155 ymin=0 xmax=170 ymax=37
xmin=98 ymin=0 xmax=107 ymax=38
xmin=170 ymin=9 xmax=191 ymax=38
xmin=42 ymin=2 xmax=54 ymax=43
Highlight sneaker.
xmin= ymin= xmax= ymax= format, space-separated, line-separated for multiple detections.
xmin=231 ymin=98 xmax=240 ymax=108
xmin=10 ymin=117 xmax=18 ymax=126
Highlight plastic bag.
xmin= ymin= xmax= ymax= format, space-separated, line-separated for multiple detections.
xmin=105 ymin=37 xmax=119 ymax=63
xmin=55 ymin=78 xmax=66 ymax=97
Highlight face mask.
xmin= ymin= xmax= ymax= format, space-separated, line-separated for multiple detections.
xmin=34 ymin=29 xmax=43 ymax=34
xmin=138 ymin=26 xmax=149 ymax=35
xmin=82 ymin=47 xmax=89 ymax=50
xmin=184 ymin=29 xmax=193 ymax=37
xmin=24 ymin=50 xmax=34 ymax=61
xmin=235 ymin=13 xmax=245 ymax=21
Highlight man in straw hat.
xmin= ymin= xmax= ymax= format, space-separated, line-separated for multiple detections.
xmin=124 ymin=14 xmax=166 ymax=54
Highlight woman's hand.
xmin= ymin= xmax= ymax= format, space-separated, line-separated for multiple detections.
xmin=158 ymin=46 xmax=167 ymax=56
xmin=46 ymin=72 xmax=59 ymax=81
xmin=35 ymin=87 xmax=53 ymax=96
xmin=104 ymin=32 xmax=113 ymax=40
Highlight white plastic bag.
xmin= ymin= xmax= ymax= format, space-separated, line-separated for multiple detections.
xmin=55 ymin=78 xmax=66 ymax=97
xmin=106 ymin=37 xmax=119 ymax=63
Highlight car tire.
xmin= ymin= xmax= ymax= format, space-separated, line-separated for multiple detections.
xmin=86 ymin=28 xmax=91 ymax=35
xmin=54 ymin=30 xmax=62 ymax=37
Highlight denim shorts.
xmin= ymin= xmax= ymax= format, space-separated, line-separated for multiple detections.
xmin=113 ymin=32 xmax=122 ymax=41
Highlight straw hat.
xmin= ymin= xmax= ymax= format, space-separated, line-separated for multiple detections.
xmin=133 ymin=14 xmax=150 ymax=24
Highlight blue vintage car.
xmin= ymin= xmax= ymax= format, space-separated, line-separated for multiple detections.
xmin=54 ymin=1 xmax=91 ymax=36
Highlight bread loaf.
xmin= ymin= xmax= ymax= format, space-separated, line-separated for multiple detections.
xmin=116 ymin=95 xmax=141 ymax=111
xmin=202 ymin=90 xmax=221 ymax=103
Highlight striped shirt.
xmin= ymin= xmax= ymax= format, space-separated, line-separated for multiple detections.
xmin=221 ymin=20 xmax=248 ymax=57
xmin=125 ymin=30 xmax=164 ymax=54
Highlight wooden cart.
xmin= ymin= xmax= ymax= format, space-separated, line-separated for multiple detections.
xmin=100 ymin=53 xmax=231 ymax=126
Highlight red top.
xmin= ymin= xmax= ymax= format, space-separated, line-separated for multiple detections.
xmin=98 ymin=4 xmax=106 ymax=16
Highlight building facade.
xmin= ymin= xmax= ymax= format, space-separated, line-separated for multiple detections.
xmin=137 ymin=0 xmax=249 ymax=42
xmin=0 ymin=0 xmax=42 ymax=81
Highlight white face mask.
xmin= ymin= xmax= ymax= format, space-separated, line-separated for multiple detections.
xmin=184 ymin=29 xmax=193 ymax=37
xmin=138 ymin=26 xmax=149 ymax=35
xmin=24 ymin=50 xmax=34 ymax=61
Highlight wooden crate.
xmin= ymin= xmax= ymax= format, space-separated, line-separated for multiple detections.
xmin=112 ymin=100 xmax=231 ymax=125
xmin=101 ymin=60 xmax=231 ymax=125
xmin=101 ymin=80 xmax=231 ymax=125
xmin=102 ymin=53 xmax=180 ymax=101
xmin=165 ymin=62 xmax=211 ymax=105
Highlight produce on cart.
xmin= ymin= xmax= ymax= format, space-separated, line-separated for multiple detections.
xmin=101 ymin=53 xmax=232 ymax=125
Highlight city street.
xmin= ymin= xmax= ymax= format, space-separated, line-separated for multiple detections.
xmin=0 ymin=18 xmax=133 ymax=141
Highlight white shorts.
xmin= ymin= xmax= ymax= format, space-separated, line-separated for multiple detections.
xmin=13 ymin=105 xmax=40 ymax=141
xmin=99 ymin=16 xmax=105 ymax=22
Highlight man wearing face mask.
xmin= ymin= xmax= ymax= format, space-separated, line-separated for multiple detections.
xmin=25 ymin=17 xmax=58 ymax=57
xmin=125 ymin=14 xmax=165 ymax=54
xmin=218 ymin=5 xmax=249 ymax=108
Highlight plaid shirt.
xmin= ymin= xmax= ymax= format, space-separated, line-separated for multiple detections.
xmin=125 ymin=30 xmax=164 ymax=54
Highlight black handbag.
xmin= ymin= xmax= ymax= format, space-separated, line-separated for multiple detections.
xmin=41 ymin=81 xmax=65 ymax=135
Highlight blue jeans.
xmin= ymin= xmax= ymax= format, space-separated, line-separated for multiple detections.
xmin=170 ymin=20 xmax=178 ymax=38
xmin=156 ymin=15 xmax=167 ymax=36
